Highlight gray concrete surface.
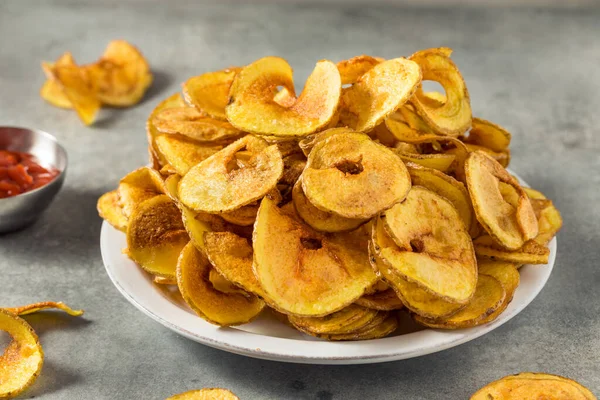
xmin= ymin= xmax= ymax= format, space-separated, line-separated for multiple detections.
xmin=1 ymin=1 xmax=599 ymax=399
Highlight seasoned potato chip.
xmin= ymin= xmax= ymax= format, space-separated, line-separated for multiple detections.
xmin=385 ymin=116 xmax=431 ymax=142
xmin=182 ymin=67 xmax=241 ymax=120
xmin=341 ymin=58 xmax=421 ymax=132
xmin=466 ymin=151 xmax=538 ymax=249
xmin=289 ymin=304 xmax=379 ymax=335
xmin=298 ymin=127 xmax=354 ymax=157
xmin=50 ymin=64 xmax=101 ymax=125
xmin=304 ymin=312 xmax=397 ymax=341
xmin=97 ymin=190 xmax=128 ymax=232
xmin=396 ymin=151 xmax=455 ymax=173
xmin=0 ymin=309 xmax=44 ymax=399
xmin=5 ymin=302 xmax=84 ymax=317
xmin=179 ymin=135 xmax=283 ymax=213
xmin=177 ymin=242 xmax=264 ymax=326
xmin=118 ymin=167 xmax=166 ymax=218
xmin=293 ymin=178 xmax=367 ymax=232
xmin=414 ymin=274 xmax=506 ymax=329
xmin=164 ymin=174 xmax=182 ymax=202
xmin=380 ymin=187 xmax=477 ymax=303
xmin=477 ymin=260 xmax=520 ymax=324
xmin=420 ymin=91 xmax=446 ymax=108
xmin=155 ymin=134 xmax=222 ymax=176
xmin=529 ymin=197 xmax=563 ymax=246
xmin=355 ymin=289 xmax=404 ymax=311
xmin=470 ymin=372 xmax=596 ymax=400
xmin=153 ymin=107 xmax=241 ymax=142
xmin=167 ymin=388 xmax=240 ymax=400
xmin=40 ymin=52 xmax=77 ymax=109
xmin=253 ymin=197 xmax=377 ymax=316
xmin=279 ymin=153 xmax=306 ymax=187
xmin=465 ymin=117 xmax=512 ymax=152
xmin=409 ymin=47 xmax=472 ymax=136
xmin=126 ymin=195 xmax=189 ymax=278
xmin=336 ymin=55 xmax=384 ymax=85
xmin=208 ymin=269 xmax=248 ymax=295
xmin=474 ymin=235 xmax=550 ymax=265
xmin=147 ymin=93 xmax=187 ymax=168
xmin=398 ymin=104 xmax=437 ymax=134
xmin=303 ymin=132 xmax=411 ymax=219
xmin=226 ymin=57 xmax=341 ymax=137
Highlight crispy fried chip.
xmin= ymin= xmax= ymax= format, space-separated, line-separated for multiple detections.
xmin=408 ymin=47 xmax=472 ymax=136
xmin=97 ymin=190 xmax=128 ymax=232
xmin=147 ymin=93 xmax=187 ymax=168
xmin=0 ymin=309 xmax=44 ymax=399
xmin=167 ymin=388 xmax=240 ymax=400
xmin=126 ymin=195 xmax=189 ymax=278
xmin=302 ymin=312 xmax=397 ymax=341
xmin=164 ymin=174 xmax=182 ymax=203
xmin=414 ymin=274 xmax=506 ymax=329
xmin=182 ymin=67 xmax=241 ymax=120
xmin=179 ymin=135 xmax=283 ymax=213
xmin=470 ymin=372 xmax=596 ymax=400
xmin=177 ymin=242 xmax=264 ymax=326
xmin=5 ymin=302 xmax=84 ymax=317
xmin=477 ymin=260 xmax=520 ymax=324
xmin=298 ymin=127 xmax=354 ymax=157
xmin=380 ymin=187 xmax=477 ymax=303
xmin=289 ymin=304 xmax=379 ymax=335
xmin=40 ymin=52 xmax=77 ymax=109
xmin=50 ymin=64 xmax=101 ymax=125
xmin=153 ymin=276 xmax=177 ymax=285
xmin=474 ymin=235 xmax=550 ymax=265
xmin=155 ymin=134 xmax=222 ymax=176
xmin=355 ymin=289 xmax=404 ymax=311
xmin=466 ymin=151 xmax=538 ymax=250
xmin=226 ymin=57 xmax=341 ymax=137
xmin=336 ymin=55 xmax=384 ymax=85
xmin=253 ymin=197 xmax=377 ymax=316
xmin=118 ymin=167 xmax=166 ymax=218
xmin=341 ymin=58 xmax=421 ymax=132
xmin=527 ymin=195 xmax=563 ymax=246
xmin=153 ymin=107 xmax=241 ymax=142
xmin=466 ymin=117 xmax=512 ymax=152
xmin=302 ymin=132 xmax=411 ymax=219
xmin=395 ymin=151 xmax=455 ymax=173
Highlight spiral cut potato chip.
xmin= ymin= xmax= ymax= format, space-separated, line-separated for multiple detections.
xmin=336 ymin=55 xmax=384 ymax=85
xmin=167 ymin=388 xmax=240 ymax=400
xmin=183 ymin=67 xmax=241 ymax=120
xmin=470 ymin=372 xmax=597 ymax=400
xmin=226 ymin=57 xmax=341 ymax=137
xmin=177 ymin=242 xmax=264 ymax=326
xmin=465 ymin=117 xmax=512 ymax=152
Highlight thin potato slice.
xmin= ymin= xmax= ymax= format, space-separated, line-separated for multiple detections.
xmin=478 ymin=260 xmax=520 ymax=324
xmin=208 ymin=269 xmax=247 ymax=295
xmin=466 ymin=117 xmax=512 ymax=152
xmin=279 ymin=153 xmax=306 ymax=187
xmin=253 ymin=197 xmax=378 ymax=316
xmin=470 ymin=372 xmax=596 ymax=400
xmin=289 ymin=304 xmax=379 ymax=335
xmin=167 ymin=388 xmax=240 ymax=400
xmin=298 ymin=127 xmax=354 ymax=157
xmin=336 ymin=55 xmax=384 ymax=85
xmin=398 ymin=105 xmax=437 ymax=134
xmin=118 ymin=167 xmax=166 ymax=218
xmin=179 ymin=135 xmax=283 ymax=213
xmin=531 ymin=198 xmax=563 ymax=245
xmin=381 ymin=187 xmax=477 ymax=303
xmin=308 ymin=313 xmax=398 ymax=341
xmin=409 ymin=47 xmax=472 ymax=136
xmin=176 ymin=242 xmax=264 ymax=326
xmin=226 ymin=57 xmax=341 ymax=137
xmin=155 ymin=134 xmax=222 ymax=176
xmin=395 ymin=152 xmax=455 ymax=173
xmin=50 ymin=64 xmax=101 ymax=125
xmin=97 ymin=190 xmax=128 ymax=232
xmin=465 ymin=151 xmax=538 ymax=250
xmin=0 ymin=309 xmax=44 ymax=399
xmin=385 ymin=116 xmax=432 ymax=142
xmin=303 ymin=132 xmax=411 ymax=219
xmin=182 ymin=67 xmax=241 ymax=120
xmin=293 ymin=178 xmax=367 ymax=232
xmin=341 ymin=58 xmax=421 ymax=132
xmin=164 ymin=174 xmax=182 ymax=202
xmin=126 ymin=195 xmax=189 ymax=278
xmin=5 ymin=302 xmax=84 ymax=317
xmin=355 ymin=289 xmax=404 ymax=311
xmin=414 ymin=275 xmax=506 ymax=329
xmin=474 ymin=235 xmax=550 ymax=265
xmin=153 ymin=107 xmax=241 ymax=142
xmin=40 ymin=52 xmax=77 ymax=109
xmin=153 ymin=276 xmax=177 ymax=285
xmin=146 ymin=93 xmax=187 ymax=168
xmin=203 ymin=231 xmax=266 ymax=297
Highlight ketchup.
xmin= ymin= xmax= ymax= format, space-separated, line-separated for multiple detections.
xmin=0 ymin=150 xmax=59 ymax=198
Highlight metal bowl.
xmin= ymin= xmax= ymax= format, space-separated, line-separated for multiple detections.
xmin=0 ymin=127 xmax=67 ymax=233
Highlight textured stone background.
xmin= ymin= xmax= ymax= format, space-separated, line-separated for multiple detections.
xmin=1 ymin=1 xmax=599 ymax=399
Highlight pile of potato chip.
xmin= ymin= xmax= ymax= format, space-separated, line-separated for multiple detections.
xmin=40 ymin=40 xmax=152 ymax=125
xmin=97 ymin=47 xmax=562 ymax=340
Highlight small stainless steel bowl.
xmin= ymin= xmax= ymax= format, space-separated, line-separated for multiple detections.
xmin=0 ymin=127 xmax=67 ymax=233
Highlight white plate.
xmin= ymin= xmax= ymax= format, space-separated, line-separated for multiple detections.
xmin=100 ymin=187 xmax=557 ymax=365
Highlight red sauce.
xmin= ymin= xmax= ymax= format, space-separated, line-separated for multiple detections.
xmin=0 ymin=150 xmax=59 ymax=198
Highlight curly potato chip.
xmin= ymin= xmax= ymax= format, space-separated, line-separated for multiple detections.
xmin=355 ymin=289 xmax=404 ymax=311
xmin=226 ymin=57 xmax=341 ymax=137
xmin=0 ymin=309 xmax=44 ymax=399
xmin=336 ymin=55 xmax=384 ymax=85
xmin=155 ymin=134 xmax=222 ymax=176
xmin=414 ymin=274 xmax=506 ymax=329
xmin=398 ymin=104 xmax=437 ymax=134
xmin=179 ymin=135 xmax=283 ymax=213
xmin=466 ymin=117 xmax=512 ymax=152
xmin=253 ymin=197 xmax=377 ymax=316
xmin=118 ymin=167 xmax=166 ymax=218
xmin=474 ymin=235 xmax=550 ymax=265
xmin=380 ymin=187 xmax=477 ymax=303
xmin=97 ymin=190 xmax=128 ymax=232
xmin=167 ymin=388 xmax=240 ymax=400
xmin=153 ymin=107 xmax=241 ymax=142
xmin=477 ymin=259 xmax=520 ymax=324
xmin=182 ymin=67 xmax=241 ymax=120
xmin=146 ymin=93 xmax=187 ymax=168
xmin=470 ymin=372 xmax=596 ymax=400
xmin=126 ymin=195 xmax=189 ymax=278
xmin=5 ymin=302 xmax=83 ymax=317
xmin=408 ymin=47 xmax=472 ymax=136
xmin=303 ymin=132 xmax=411 ymax=219
xmin=298 ymin=127 xmax=354 ymax=157
xmin=293 ymin=178 xmax=367 ymax=232
xmin=177 ymin=242 xmax=264 ymax=326
xmin=341 ymin=58 xmax=421 ymax=132
xmin=303 ymin=312 xmax=397 ymax=341
xmin=289 ymin=304 xmax=379 ymax=335
xmin=466 ymin=151 xmax=538 ymax=250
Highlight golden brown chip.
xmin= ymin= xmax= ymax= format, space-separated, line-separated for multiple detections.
xmin=146 ymin=93 xmax=187 ymax=168
xmin=355 ymin=289 xmax=404 ymax=311
xmin=470 ymin=372 xmax=596 ymax=400
xmin=395 ymin=151 xmax=456 ymax=173
xmin=153 ymin=107 xmax=241 ymax=142
xmin=465 ymin=117 xmax=512 ymax=152
xmin=414 ymin=274 xmax=506 ymax=329
xmin=279 ymin=153 xmax=306 ymax=187
xmin=380 ymin=187 xmax=477 ymax=303
xmin=155 ymin=134 xmax=222 ymax=176
xmin=465 ymin=151 xmax=538 ymax=250
xmin=226 ymin=57 xmax=341 ymax=137
xmin=253 ymin=197 xmax=377 ymax=316
xmin=118 ymin=167 xmax=166 ymax=218
xmin=153 ymin=276 xmax=177 ymax=285
xmin=164 ymin=174 xmax=182 ymax=203
xmin=530 ymin=197 xmax=563 ymax=246
xmin=408 ymin=47 xmax=472 ymax=136
xmin=341 ymin=58 xmax=421 ymax=132
xmin=0 ymin=309 xmax=44 ymax=399
xmin=5 ymin=302 xmax=84 ymax=317
xmin=458 ymin=143 xmax=511 ymax=168
xmin=182 ymin=67 xmax=241 ymax=120
xmin=298 ymin=127 xmax=355 ymax=157
xmin=97 ymin=190 xmax=128 ymax=232
xmin=302 ymin=132 xmax=411 ymax=219
xmin=49 ymin=64 xmax=101 ymax=125
xmin=40 ymin=52 xmax=78 ymax=109
xmin=336 ymin=55 xmax=384 ymax=85
xmin=176 ymin=242 xmax=264 ymax=326
xmin=126 ymin=195 xmax=189 ymax=278
xmin=474 ymin=235 xmax=550 ymax=265
xmin=477 ymin=259 xmax=520 ymax=324
xmin=304 ymin=312 xmax=398 ymax=341
xmin=167 ymin=388 xmax=240 ymax=400
xmin=289 ymin=304 xmax=379 ymax=335
xmin=398 ymin=104 xmax=437 ymax=134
